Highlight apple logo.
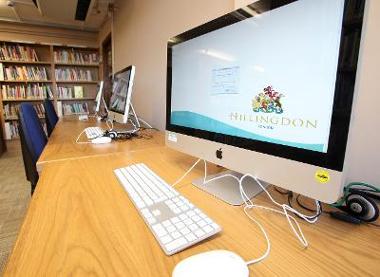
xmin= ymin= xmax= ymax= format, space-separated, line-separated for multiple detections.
xmin=216 ymin=148 xmax=223 ymax=159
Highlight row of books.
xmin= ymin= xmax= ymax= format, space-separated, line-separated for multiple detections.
xmin=54 ymin=50 xmax=98 ymax=64
xmin=4 ymin=121 xmax=47 ymax=139
xmin=1 ymin=84 xmax=53 ymax=100
xmin=61 ymin=102 xmax=89 ymax=115
xmin=3 ymin=103 xmax=45 ymax=119
xmin=55 ymin=68 xmax=93 ymax=81
xmin=0 ymin=64 xmax=49 ymax=81
xmin=57 ymin=85 xmax=84 ymax=99
xmin=0 ymin=44 xmax=39 ymax=62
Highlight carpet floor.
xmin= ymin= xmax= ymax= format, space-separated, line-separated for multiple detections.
xmin=0 ymin=141 xmax=31 ymax=275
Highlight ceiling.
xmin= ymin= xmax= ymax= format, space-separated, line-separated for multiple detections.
xmin=0 ymin=0 xmax=113 ymax=31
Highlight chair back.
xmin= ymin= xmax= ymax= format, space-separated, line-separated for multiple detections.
xmin=43 ymin=99 xmax=58 ymax=136
xmin=19 ymin=103 xmax=47 ymax=164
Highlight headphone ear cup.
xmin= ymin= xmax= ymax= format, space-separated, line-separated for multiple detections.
xmin=346 ymin=193 xmax=379 ymax=222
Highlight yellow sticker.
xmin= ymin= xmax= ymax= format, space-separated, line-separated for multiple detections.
xmin=315 ymin=170 xmax=330 ymax=184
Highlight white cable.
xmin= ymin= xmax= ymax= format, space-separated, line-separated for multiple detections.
xmin=243 ymin=205 xmax=271 ymax=265
xmin=75 ymin=129 xmax=92 ymax=144
xmin=106 ymin=118 xmax=114 ymax=130
xmin=138 ymin=117 xmax=153 ymax=129
xmin=75 ymin=128 xmax=104 ymax=144
xmin=172 ymin=158 xmax=206 ymax=187
xmin=249 ymin=175 xmax=320 ymax=224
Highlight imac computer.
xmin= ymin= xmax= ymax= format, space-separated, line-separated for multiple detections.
xmin=108 ymin=65 xmax=136 ymax=124
xmin=166 ymin=0 xmax=365 ymax=204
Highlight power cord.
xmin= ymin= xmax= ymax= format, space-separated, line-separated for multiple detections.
xmin=171 ymin=158 xmax=322 ymax=265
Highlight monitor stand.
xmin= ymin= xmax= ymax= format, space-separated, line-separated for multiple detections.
xmin=192 ymin=170 xmax=269 ymax=206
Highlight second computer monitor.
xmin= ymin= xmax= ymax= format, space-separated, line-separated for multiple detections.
xmin=108 ymin=65 xmax=136 ymax=124
xmin=94 ymin=81 xmax=104 ymax=113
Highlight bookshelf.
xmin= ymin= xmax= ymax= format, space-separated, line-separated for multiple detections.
xmin=0 ymin=41 xmax=100 ymax=140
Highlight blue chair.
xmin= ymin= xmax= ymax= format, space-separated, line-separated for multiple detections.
xmin=43 ymin=99 xmax=58 ymax=137
xmin=18 ymin=103 xmax=48 ymax=194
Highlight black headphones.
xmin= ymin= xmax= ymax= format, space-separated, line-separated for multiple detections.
xmin=331 ymin=183 xmax=380 ymax=223
xmin=103 ymin=130 xmax=136 ymax=140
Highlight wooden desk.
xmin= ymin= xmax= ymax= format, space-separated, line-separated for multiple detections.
xmin=4 ymin=147 xmax=379 ymax=276
xmin=36 ymin=116 xmax=164 ymax=171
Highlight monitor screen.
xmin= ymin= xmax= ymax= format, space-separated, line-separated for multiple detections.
xmin=108 ymin=65 xmax=135 ymax=124
xmin=170 ymin=0 xmax=343 ymax=153
xmin=110 ymin=67 xmax=133 ymax=114
xmin=167 ymin=0 xmax=364 ymax=173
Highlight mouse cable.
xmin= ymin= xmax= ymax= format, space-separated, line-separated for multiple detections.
xmin=75 ymin=129 xmax=100 ymax=144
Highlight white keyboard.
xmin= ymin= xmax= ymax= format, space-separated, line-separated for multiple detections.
xmin=85 ymin=127 xmax=104 ymax=139
xmin=114 ymin=163 xmax=222 ymax=255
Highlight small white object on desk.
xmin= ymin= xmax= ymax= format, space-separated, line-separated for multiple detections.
xmin=91 ymin=136 xmax=112 ymax=144
xmin=78 ymin=114 xmax=89 ymax=121
xmin=172 ymin=250 xmax=249 ymax=277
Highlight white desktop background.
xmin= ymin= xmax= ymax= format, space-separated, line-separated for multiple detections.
xmin=171 ymin=0 xmax=344 ymax=152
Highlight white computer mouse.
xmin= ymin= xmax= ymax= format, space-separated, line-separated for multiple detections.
xmin=91 ymin=136 xmax=112 ymax=144
xmin=172 ymin=250 xmax=249 ymax=277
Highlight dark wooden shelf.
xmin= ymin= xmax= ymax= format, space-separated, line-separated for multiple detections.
xmin=5 ymin=116 xmax=45 ymax=121
xmin=55 ymin=62 xmax=99 ymax=67
xmin=2 ymin=98 xmax=45 ymax=102
xmin=0 ymin=60 xmax=51 ymax=65
xmin=55 ymin=80 xmax=99 ymax=84
xmin=0 ymin=80 xmax=52 ymax=83
xmin=58 ymin=97 xmax=95 ymax=101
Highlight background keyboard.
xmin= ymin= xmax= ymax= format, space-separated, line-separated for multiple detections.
xmin=85 ymin=127 xmax=104 ymax=139
xmin=114 ymin=163 xmax=221 ymax=255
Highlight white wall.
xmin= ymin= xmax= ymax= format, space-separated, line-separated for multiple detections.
xmin=345 ymin=0 xmax=380 ymax=186
xmin=113 ymin=0 xmax=234 ymax=130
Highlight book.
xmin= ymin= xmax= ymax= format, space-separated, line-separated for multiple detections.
xmin=4 ymin=122 xmax=11 ymax=140
xmin=57 ymin=101 xmax=63 ymax=117
xmin=74 ymin=86 xmax=84 ymax=98
xmin=0 ymin=62 xmax=3 ymax=81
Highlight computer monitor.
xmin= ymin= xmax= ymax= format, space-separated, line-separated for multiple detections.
xmin=94 ymin=81 xmax=104 ymax=113
xmin=108 ymin=65 xmax=136 ymax=124
xmin=166 ymin=0 xmax=365 ymax=204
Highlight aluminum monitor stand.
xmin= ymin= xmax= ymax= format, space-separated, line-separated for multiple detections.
xmin=192 ymin=170 xmax=269 ymax=206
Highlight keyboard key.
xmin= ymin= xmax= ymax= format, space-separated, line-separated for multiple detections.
xmin=180 ymin=227 xmax=190 ymax=235
xmin=185 ymin=233 xmax=197 ymax=242
xmin=191 ymin=215 xmax=201 ymax=222
xmin=189 ymin=224 xmax=198 ymax=231
xmin=179 ymin=214 xmax=188 ymax=220
xmin=203 ymin=225 xmax=213 ymax=233
xmin=152 ymin=224 xmax=167 ymax=237
xmin=147 ymin=217 xmax=156 ymax=224
xmin=198 ymin=220 xmax=207 ymax=227
xmin=187 ymin=211 xmax=196 ymax=217
xmin=161 ymin=235 xmax=173 ymax=244
xmin=165 ymin=238 xmax=187 ymax=252
xmin=167 ymin=225 xmax=176 ymax=233
xmin=152 ymin=209 xmax=161 ymax=216
xmin=211 ymin=223 xmax=220 ymax=230
xmin=171 ymin=231 xmax=181 ymax=239
xmin=162 ymin=220 xmax=171 ymax=227
xmin=171 ymin=217 xmax=180 ymax=224
xmin=195 ymin=229 xmax=205 ymax=238
xmin=175 ymin=222 xmax=185 ymax=229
